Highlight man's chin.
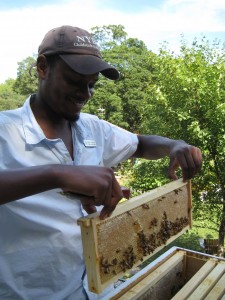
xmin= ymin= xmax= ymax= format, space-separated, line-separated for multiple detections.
xmin=66 ymin=113 xmax=80 ymax=122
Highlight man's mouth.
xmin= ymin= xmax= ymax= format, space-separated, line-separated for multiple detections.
xmin=67 ymin=96 xmax=86 ymax=107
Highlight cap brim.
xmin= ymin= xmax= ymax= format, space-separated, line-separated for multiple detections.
xmin=60 ymin=54 xmax=119 ymax=80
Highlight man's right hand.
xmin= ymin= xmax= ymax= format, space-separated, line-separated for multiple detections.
xmin=59 ymin=165 xmax=124 ymax=219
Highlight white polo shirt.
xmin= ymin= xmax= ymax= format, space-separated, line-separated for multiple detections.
xmin=0 ymin=96 xmax=138 ymax=300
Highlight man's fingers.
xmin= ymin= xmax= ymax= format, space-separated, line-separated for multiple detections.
xmin=100 ymin=177 xmax=123 ymax=220
xmin=169 ymin=146 xmax=202 ymax=181
xmin=82 ymin=204 xmax=97 ymax=214
xmin=100 ymin=205 xmax=116 ymax=220
xmin=168 ymin=157 xmax=179 ymax=180
xmin=192 ymin=147 xmax=202 ymax=173
xmin=80 ymin=196 xmax=97 ymax=214
xmin=121 ymin=186 xmax=131 ymax=199
xmin=112 ymin=177 xmax=124 ymax=201
xmin=179 ymin=146 xmax=202 ymax=180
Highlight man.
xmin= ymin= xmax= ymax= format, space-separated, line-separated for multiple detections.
xmin=0 ymin=26 xmax=202 ymax=299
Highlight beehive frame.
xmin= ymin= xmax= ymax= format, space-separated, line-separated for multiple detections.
xmin=77 ymin=178 xmax=192 ymax=294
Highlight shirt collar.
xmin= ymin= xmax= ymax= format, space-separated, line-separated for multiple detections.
xmin=21 ymin=95 xmax=90 ymax=145
xmin=22 ymin=95 xmax=47 ymax=145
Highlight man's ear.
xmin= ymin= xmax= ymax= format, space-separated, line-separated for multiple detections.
xmin=36 ymin=55 xmax=48 ymax=79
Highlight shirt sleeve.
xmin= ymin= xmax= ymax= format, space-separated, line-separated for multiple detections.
xmin=100 ymin=119 xmax=139 ymax=167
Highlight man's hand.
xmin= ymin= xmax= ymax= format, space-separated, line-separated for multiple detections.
xmin=168 ymin=141 xmax=202 ymax=181
xmin=79 ymin=186 xmax=131 ymax=219
xmin=133 ymin=135 xmax=202 ymax=182
xmin=60 ymin=166 xmax=124 ymax=219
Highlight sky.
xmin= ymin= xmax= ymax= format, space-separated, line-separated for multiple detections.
xmin=0 ymin=0 xmax=225 ymax=83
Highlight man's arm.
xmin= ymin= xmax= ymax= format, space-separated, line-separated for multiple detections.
xmin=0 ymin=165 xmax=58 ymax=204
xmin=133 ymin=135 xmax=202 ymax=181
xmin=0 ymin=165 xmax=123 ymax=219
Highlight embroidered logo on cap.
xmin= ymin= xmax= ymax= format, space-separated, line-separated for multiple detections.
xmin=74 ymin=35 xmax=99 ymax=50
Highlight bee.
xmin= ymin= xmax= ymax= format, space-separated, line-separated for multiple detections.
xmin=142 ymin=203 xmax=150 ymax=209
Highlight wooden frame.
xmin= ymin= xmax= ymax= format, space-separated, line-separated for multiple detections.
xmin=78 ymin=179 xmax=192 ymax=294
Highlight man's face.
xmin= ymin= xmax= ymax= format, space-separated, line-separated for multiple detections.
xmin=39 ymin=58 xmax=99 ymax=122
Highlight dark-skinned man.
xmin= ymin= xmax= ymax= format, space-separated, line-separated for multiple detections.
xmin=0 ymin=26 xmax=202 ymax=300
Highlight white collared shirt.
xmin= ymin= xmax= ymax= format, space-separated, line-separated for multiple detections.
xmin=0 ymin=96 xmax=138 ymax=300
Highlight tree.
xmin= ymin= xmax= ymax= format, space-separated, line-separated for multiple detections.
xmin=139 ymin=36 xmax=225 ymax=256
xmin=83 ymin=77 xmax=128 ymax=128
xmin=13 ymin=56 xmax=38 ymax=96
xmin=0 ymin=79 xmax=24 ymax=111
xmin=87 ymin=25 xmax=157 ymax=133
xmin=91 ymin=24 xmax=127 ymax=50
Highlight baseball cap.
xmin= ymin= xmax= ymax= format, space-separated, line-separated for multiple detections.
xmin=38 ymin=25 xmax=119 ymax=80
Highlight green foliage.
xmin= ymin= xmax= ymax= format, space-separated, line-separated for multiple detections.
xmin=91 ymin=24 xmax=127 ymax=50
xmin=0 ymin=79 xmax=24 ymax=110
xmin=123 ymin=158 xmax=171 ymax=195
xmin=170 ymin=231 xmax=204 ymax=252
xmin=13 ymin=56 xmax=38 ymax=96
xmin=83 ymin=76 xmax=128 ymax=128
xmin=89 ymin=25 xmax=157 ymax=132
xmin=139 ymin=36 xmax=225 ymax=249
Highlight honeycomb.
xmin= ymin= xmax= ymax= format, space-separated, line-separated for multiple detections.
xmin=97 ymin=187 xmax=189 ymax=284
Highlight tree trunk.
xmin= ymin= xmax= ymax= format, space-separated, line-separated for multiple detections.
xmin=218 ymin=211 xmax=225 ymax=257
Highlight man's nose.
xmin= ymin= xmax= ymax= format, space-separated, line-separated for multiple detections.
xmin=78 ymin=85 xmax=92 ymax=100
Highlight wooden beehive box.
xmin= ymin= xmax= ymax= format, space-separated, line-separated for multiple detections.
xmin=78 ymin=178 xmax=192 ymax=294
xmin=105 ymin=247 xmax=225 ymax=300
